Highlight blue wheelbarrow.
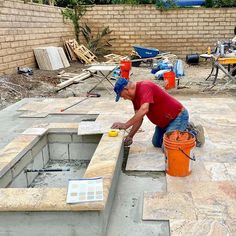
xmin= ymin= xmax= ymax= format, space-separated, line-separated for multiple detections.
xmin=131 ymin=45 xmax=160 ymax=67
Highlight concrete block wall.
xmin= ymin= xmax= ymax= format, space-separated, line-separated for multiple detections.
xmin=1 ymin=1 xmax=235 ymax=75
xmin=3 ymin=136 xmax=49 ymax=188
xmin=48 ymin=133 xmax=101 ymax=161
xmin=82 ymin=5 xmax=236 ymax=58
xmin=0 ymin=133 xmax=102 ymax=188
xmin=0 ymin=0 xmax=74 ymax=75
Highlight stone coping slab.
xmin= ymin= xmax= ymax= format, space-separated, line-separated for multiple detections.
xmin=0 ymin=123 xmax=124 ymax=212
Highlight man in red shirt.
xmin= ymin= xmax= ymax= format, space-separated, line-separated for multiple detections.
xmin=111 ymin=78 xmax=204 ymax=147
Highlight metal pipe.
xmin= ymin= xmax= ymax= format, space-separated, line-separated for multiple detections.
xmin=25 ymin=168 xmax=70 ymax=173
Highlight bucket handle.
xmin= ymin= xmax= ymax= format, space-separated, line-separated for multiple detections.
xmin=178 ymin=147 xmax=196 ymax=161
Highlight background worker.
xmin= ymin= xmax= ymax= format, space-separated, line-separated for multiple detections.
xmin=111 ymin=78 xmax=204 ymax=147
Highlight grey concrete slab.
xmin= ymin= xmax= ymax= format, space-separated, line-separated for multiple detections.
xmin=0 ymin=99 xmax=98 ymax=149
xmin=106 ymin=172 xmax=169 ymax=236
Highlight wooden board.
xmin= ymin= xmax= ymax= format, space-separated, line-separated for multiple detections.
xmin=56 ymin=71 xmax=91 ymax=91
xmin=104 ymin=53 xmax=128 ymax=63
xmin=58 ymin=47 xmax=70 ymax=68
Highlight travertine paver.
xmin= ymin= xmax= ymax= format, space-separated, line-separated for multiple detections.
xmin=204 ymin=162 xmax=231 ymax=181
xmin=0 ymin=123 xmax=125 ymax=212
xmin=169 ymin=220 xmax=231 ymax=236
xmin=14 ymin=95 xmax=236 ymax=234
xmin=143 ymin=192 xmax=197 ymax=220
xmin=139 ymin=97 xmax=236 ymax=234
xmin=18 ymin=97 xmax=134 ymax=118
xmin=125 ymin=152 xmax=165 ymax=171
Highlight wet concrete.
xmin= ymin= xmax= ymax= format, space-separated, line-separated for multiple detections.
xmin=30 ymin=160 xmax=89 ymax=188
xmin=106 ymin=170 xmax=169 ymax=236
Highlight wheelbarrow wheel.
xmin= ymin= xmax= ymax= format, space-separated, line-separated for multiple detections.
xmin=130 ymin=55 xmax=142 ymax=67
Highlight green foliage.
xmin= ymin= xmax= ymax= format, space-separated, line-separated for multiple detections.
xmin=156 ymin=0 xmax=176 ymax=9
xmin=205 ymin=0 xmax=213 ymax=7
xmin=112 ymin=0 xmax=154 ymax=3
xmin=60 ymin=0 xmax=94 ymax=43
xmin=213 ymin=0 xmax=236 ymax=7
xmin=55 ymin=0 xmax=71 ymax=6
xmin=81 ymin=24 xmax=116 ymax=56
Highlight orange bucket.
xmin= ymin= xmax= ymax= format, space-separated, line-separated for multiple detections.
xmin=163 ymin=71 xmax=176 ymax=90
xmin=120 ymin=60 xmax=132 ymax=80
xmin=163 ymin=130 xmax=196 ymax=177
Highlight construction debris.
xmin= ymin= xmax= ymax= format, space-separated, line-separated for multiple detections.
xmin=64 ymin=39 xmax=98 ymax=64
xmin=56 ymin=71 xmax=91 ymax=91
xmin=104 ymin=54 xmax=128 ymax=64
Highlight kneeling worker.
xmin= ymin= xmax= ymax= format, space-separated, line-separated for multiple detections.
xmin=111 ymin=78 xmax=204 ymax=147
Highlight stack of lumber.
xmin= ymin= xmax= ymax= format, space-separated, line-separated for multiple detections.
xmin=34 ymin=47 xmax=70 ymax=70
xmin=64 ymin=39 xmax=98 ymax=64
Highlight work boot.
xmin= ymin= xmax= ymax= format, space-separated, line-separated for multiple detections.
xmin=186 ymin=122 xmax=205 ymax=147
xmin=195 ymin=124 xmax=205 ymax=147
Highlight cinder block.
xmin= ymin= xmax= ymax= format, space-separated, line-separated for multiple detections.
xmin=0 ymin=170 xmax=12 ymax=188
xmin=48 ymin=134 xmax=72 ymax=143
xmin=9 ymin=171 xmax=28 ymax=188
xmin=26 ymin=162 xmax=37 ymax=187
xmin=11 ymin=151 xmax=33 ymax=178
xmin=49 ymin=143 xmax=69 ymax=160
xmin=42 ymin=145 xmax=49 ymax=165
xmin=82 ymin=134 xmax=102 ymax=143
xmin=26 ymin=151 xmax=44 ymax=186
xmin=33 ymin=151 xmax=44 ymax=170
xmin=69 ymin=143 xmax=98 ymax=160
xmin=72 ymin=134 xmax=83 ymax=143
xmin=31 ymin=135 xmax=47 ymax=157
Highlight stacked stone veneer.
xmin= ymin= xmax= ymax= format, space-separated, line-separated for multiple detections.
xmin=0 ymin=0 xmax=74 ymax=75
xmin=0 ymin=1 xmax=236 ymax=75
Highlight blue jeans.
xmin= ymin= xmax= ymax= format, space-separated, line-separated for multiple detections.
xmin=152 ymin=109 xmax=189 ymax=148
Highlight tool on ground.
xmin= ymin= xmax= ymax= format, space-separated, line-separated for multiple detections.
xmin=17 ymin=67 xmax=33 ymax=76
xmin=25 ymin=168 xmax=70 ymax=173
xmin=60 ymin=93 xmax=100 ymax=112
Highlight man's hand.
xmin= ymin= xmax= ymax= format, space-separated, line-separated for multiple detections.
xmin=124 ymin=136 xmax=133 ymax=146
xmin=111 ymin=122 xmax=127 ymax=130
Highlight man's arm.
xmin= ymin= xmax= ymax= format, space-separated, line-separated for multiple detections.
xmin=123 ymin=117 xmax=143 ymax=146
xmin=111 ymin=103 xmax=149 ymax=129
xmin=127 ymin=117 xmax=143 ymax=138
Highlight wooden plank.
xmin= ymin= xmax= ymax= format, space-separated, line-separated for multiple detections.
xmin=104 ymin=54 xmax=128 ymax=64
xmin=56 ymin=71 xmax=91 ymax=91
xmin=58 ymin=47 xmax=70 ymax=68
xmin=64 ymin=42 xmax=77 ymax=61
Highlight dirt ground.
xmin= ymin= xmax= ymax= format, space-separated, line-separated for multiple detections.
xmin=0 ymin=59 xmax=235 ymax=110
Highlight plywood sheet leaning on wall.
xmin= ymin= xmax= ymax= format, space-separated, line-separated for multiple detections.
xmin=34 ymin=47 xmax=70 ymax=70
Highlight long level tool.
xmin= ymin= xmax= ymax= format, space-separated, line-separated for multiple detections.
xmin=60 ymin=93 xmax=101 ymax=112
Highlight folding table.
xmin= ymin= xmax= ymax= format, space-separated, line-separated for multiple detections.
xmin=201 ymin=54 xmax=236 ymax=91
xmin=85 ymin=65 xmax=118 ymax=94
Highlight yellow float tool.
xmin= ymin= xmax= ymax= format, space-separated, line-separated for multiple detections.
xmin=108 ymin=130 xmax=119 ymax=137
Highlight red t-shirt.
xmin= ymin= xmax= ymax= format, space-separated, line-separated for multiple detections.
xmin=132 ymin=80 xmax=183 ymax=128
